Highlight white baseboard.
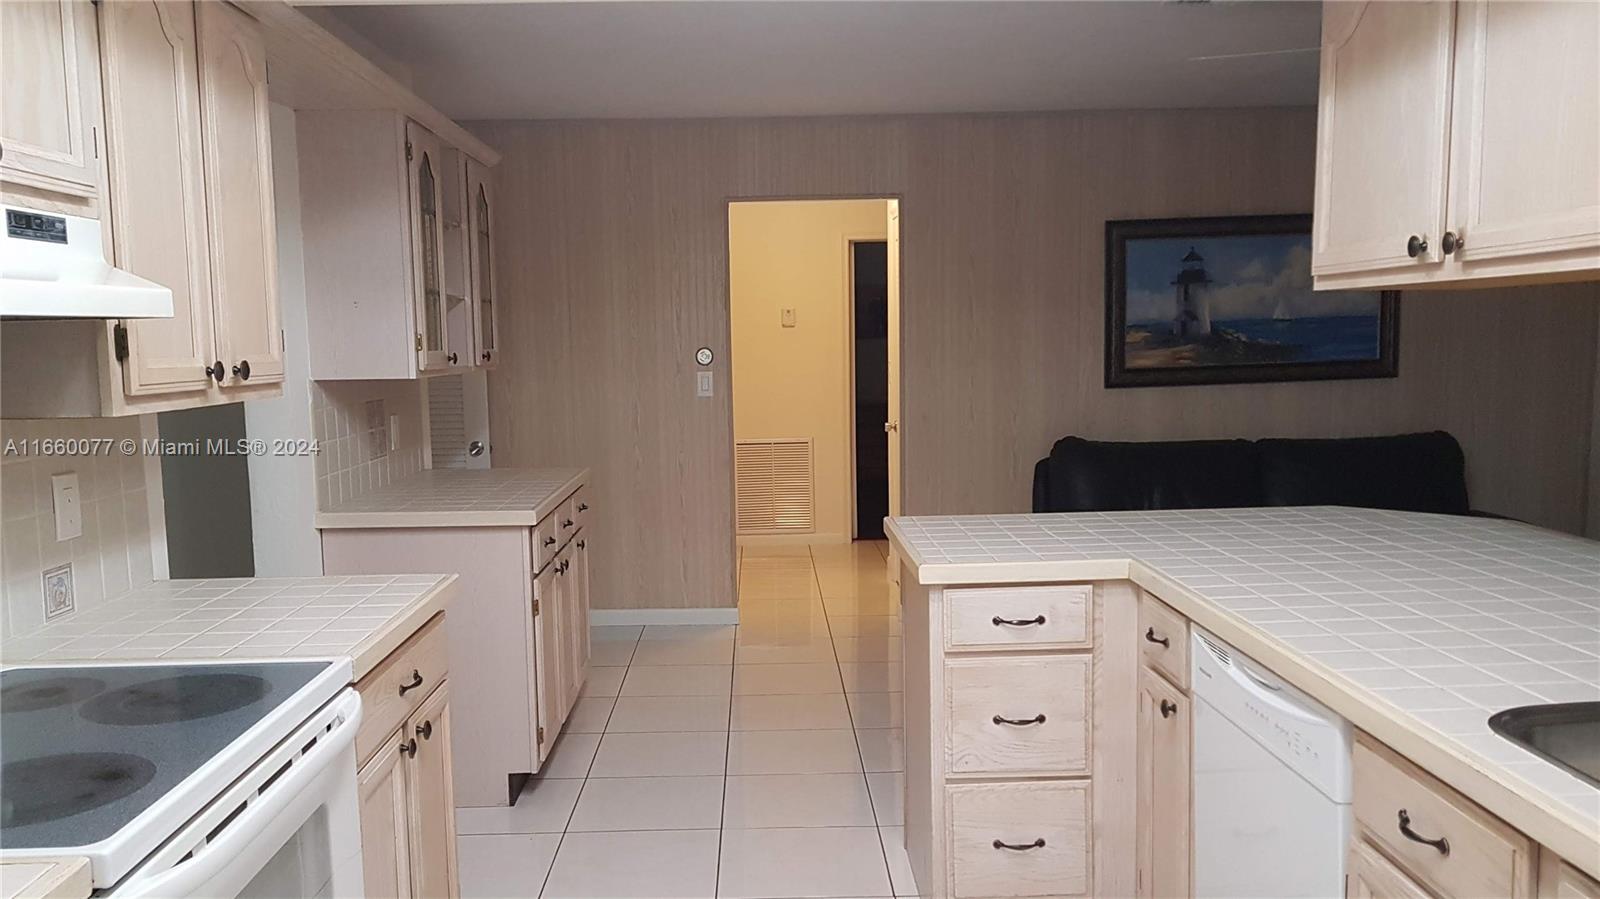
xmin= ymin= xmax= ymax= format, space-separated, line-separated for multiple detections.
xmin=737 ymin=532 xmax=849 ymax=547
xmin=591 ymin=607 xmax=740 ymax=627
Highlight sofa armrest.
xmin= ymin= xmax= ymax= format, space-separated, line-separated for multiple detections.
xmin=1032 ymin=457 xmax=1051 ymax=513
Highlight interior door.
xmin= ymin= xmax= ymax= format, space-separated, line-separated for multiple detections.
xmin=99 ymin=0 xmax=214 ymax=397
xmin=0 ymin=0 xmax=103 ymax=200
xmin=406 ymin=684 xmax=459 ymax=899
xmin=1445 ymin=1 xmax=1600 ymax=265
xmin=357 ymin=737 xmax=414 ymax=899
xmin=1311 ymin=1 xmax=1455 ymax=277
xmin=196 ymin=0 xmax=282 ymax=387
xmin=1136 ymin=668 xmax=1190 ymax=899
xmin=466 ymin=158 xmax=500 ymax=368
xmin=406 ymin=121 xmax=451 ymax=373
xmin=885 ymin=200 xmax=902 ymax=518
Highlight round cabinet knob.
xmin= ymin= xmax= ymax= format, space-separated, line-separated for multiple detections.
xmin=1406 ymin=234 xmax=1429 ymax=259
xmin=1160 ymin=699 xmax=1178 ymax=719
xmin=399 ymin=738 xmax=418 ymax=758
xmin=1440 ymin=230 xmax=1463 ymax=255
xmin=481 ymin=351 xmax=492 ymax=362
xmin=417 ymin=720 xmax=433 ymax=740
xmin=232 ymin=360 xmax=251 ymax=381
xmin=205 ymin=362 xmax=226 ymax=383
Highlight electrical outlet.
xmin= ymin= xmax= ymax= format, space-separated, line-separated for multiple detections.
xmin=50 ymin=472 xmax=82 ymax=541
xmin=696 ymin=371 xmax=714 ymax=398
xmin=43 ymin=563 xmax=74 ymax=620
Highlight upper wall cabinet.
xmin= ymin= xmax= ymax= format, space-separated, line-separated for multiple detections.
xmin=1313 ymin=1 xmax=1599 ymax=291
xmin=466 ymin=159 xmax=500 ymax=369
xmin=0 ymin=0 xmax=105 ymax=213
xmin=298 ymin=111 xmax=494 ymax=380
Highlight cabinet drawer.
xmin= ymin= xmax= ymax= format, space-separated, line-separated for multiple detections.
xmin=355 ymin=613 xmax=449 ymax=766
xmin=1138 ymin=593 xmax=1189 ymax=690
xmin=947 ymin=781 xmax=1091 ymax=898
xmin=532 ymin=516 xmax=558 ymax=573
xmin=1353 ymin=735 xmax=1535 ymax=899
xmin=946 ymin=585 xmax=1091 ymax=650
xmin=946 ymin=656 xmax=1089 ymax=776
xmin=572 ymin=486 xmax=591 ymax=531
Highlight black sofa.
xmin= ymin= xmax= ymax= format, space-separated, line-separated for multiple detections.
xmin=1031 ymin=431 xmax=1474 ymax=516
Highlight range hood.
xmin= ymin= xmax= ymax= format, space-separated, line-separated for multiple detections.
xmin=1 ymin=206 xmax=172 ymax=319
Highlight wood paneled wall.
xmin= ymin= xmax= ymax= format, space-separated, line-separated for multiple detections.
xmin=477 ymin=110 xmax=1599 ymax=611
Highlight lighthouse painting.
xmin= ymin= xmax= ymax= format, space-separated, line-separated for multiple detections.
xmin=1105 ymin=214 xmax=1398 ymax=388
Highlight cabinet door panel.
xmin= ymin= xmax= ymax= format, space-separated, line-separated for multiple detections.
xmin=1313 ymin=1 xmax=1455 ymax=276
xmin=1346 ymin=839 xmax=1433 ymax=899
xmin=358 ymin=734 xmax=414 ymax=899
xmin=407 ymin=121 xmax=451 ymax=372
xmin=100 ymin=0 xmax=214 ymax=396
xmin=532 ymin=562 xmax=556 ymax=765
xmin=1447 ymin=1 xmax=1600 ymax=264
xmin=1 ymin=0 xmax=102 ymax=199
xmin=1135 ymin=667 xmax=1190 ymax=899
xmin=407 ymin=683 xmax=460 ymax=899
xmin=466 ymin=159 xmax=500 ymax=368
xmin=197 ymin=0 xmax=282 ymax=387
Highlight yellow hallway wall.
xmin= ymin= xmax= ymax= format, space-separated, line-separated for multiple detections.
xmin=729 ymin=199 xmax=888 ymax=542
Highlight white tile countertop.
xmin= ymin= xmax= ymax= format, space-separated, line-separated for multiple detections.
xmin=0 ymin=574 xmax=456 ymax=681
xmin=886 ymin=506 xmax=1600 ymax=877
xmin=315 ymin=467 xmax=587 ymax=529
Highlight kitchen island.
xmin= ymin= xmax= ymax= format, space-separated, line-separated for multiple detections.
xmin=886 ymin=506 xmax=1600 ymax=898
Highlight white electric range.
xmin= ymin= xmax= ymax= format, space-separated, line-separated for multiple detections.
xmin=0 ymin=659 xmax=365 ymax=898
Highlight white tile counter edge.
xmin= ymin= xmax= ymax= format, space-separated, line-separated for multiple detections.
xmin=885 ymin=514 xmax=1600 ymax=879
xmin=316 ymin=468 xmax=587 ymax=529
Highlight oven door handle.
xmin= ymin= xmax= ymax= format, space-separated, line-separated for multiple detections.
xmin=112 ymin=691 xmax=363 ymax=898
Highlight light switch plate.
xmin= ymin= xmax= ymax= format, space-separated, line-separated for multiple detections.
xmin=50 ymin=472 xmax=82 ymax=541
xmin=696 ymin=371 xmax=714 ymax=397
xmin=43 ymin=563 xmax=74 ymax=620
xmin=781 ymin=308 xmax=797 ymax=328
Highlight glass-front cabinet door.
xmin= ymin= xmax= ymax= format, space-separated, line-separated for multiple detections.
xmin=466 ymin=158 xmax=500 ymax=369
xmin=406 ymin=120 xmax=451 ymax=372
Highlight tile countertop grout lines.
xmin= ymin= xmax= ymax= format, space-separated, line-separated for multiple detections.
xmin=885 ymin=505 xmax=1600 ymax=879
xmin=315 ymin=467 xmax=588 ymax=528
xmin=0 ymin=574 xmax=458 ymax=681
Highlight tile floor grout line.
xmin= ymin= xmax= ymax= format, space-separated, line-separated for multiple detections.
xmin=714 ymin=622 xmax=737 ymax=898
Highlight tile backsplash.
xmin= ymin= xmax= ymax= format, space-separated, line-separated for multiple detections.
xmin=1 ymin=417 xmax=156 ymax=639
xmin=312 ymin=380 xmax=424 ymax=509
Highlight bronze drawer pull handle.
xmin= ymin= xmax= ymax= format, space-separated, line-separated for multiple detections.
xmin=992 ymin=615 xmax=1045 ymax=627
xmin=993 ymin=838 xmax=1045 ymax=851
xmin=1397 ymin=810 xmax=1449 ymax=856
xmin=578 ymin=502 xmax=589 ymax=511
xmin=398 ymin=669 xmax=424 ymax=696
xmin=543 ymin=536 xmax=556 ymax=547
xmin=1145 ymin=627 xmax=1170 ymax=648
xmin=992 ymin=714 xmax=1046 ymax=726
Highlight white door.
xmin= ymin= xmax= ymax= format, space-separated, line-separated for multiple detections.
xmin=885 ymin=200 xmax=902 ymax=518
xmin=1312 ymin=1 xmax=1456 ymax=277
xmin=1445 ymin=1 xmax=1600 ymax=266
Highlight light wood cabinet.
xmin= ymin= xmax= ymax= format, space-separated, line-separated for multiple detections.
xmin=1313 ymin=1 xmax=1600 ymax=289
xmin=465 ymin=158 xmax=501 ymax=368
xmin=1 ymin=0 xmax=105 ymax=211
xmin=1135 ymin=666 xmax=1190 ymax=899
xmin=356 ymin=616 xmax=459 ymax=899
xmin=1540 ymin=851 xmax=1600 ymax=899
xmin=1347 ymin=838 xmax=1436 ymax=899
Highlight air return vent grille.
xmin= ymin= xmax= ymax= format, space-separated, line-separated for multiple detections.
xmin=735 ymin=439 xmax=814 ymax=534
xmin=427 ymin=376 xmax=468 ymax=469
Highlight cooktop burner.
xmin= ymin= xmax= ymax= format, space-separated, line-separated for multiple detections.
xmin=79 ymin=674 xmax=269 ymax=726
xmin=0 ymin=676 xmax=106 ymax=713
xmin=0 ymin=752 xmax=157 ymax=828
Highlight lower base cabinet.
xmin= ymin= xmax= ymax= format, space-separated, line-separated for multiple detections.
xmin=1135 ymin=665 xmax=1190 ymax=899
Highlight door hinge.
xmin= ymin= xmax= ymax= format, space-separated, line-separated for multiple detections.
xmin=112 ymin=322 xmax=129 ymax=362
xmin=532 ymin=598 xmax=541 ymax=616
xmin=415 ymin=333 xmax=423 ymax=351
xmin=536 ymin=725 xmax=545 ymax=744
xmin=405 ymin=141 xmax=413 ymax=162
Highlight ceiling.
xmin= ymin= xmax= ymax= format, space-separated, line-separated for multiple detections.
xmin=309 ymin=1 xmax=1322 ymax=121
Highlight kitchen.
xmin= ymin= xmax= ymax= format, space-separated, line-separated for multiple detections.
xmin=1 ymin=1 xmax=1597 ymax=898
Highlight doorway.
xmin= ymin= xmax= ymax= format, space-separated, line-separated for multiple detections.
xmin=726 ymin=198 xmax=902 ymax=557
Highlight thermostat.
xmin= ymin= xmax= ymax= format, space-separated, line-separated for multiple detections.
xmin=695 ymin=347 xmax=714 ymax=366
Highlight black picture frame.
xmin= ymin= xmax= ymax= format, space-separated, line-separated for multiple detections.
xmin=1104 ymin=214 xmax=1400 ymax=388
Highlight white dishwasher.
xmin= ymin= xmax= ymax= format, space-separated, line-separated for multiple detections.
xmin=1192 ymin=627 xmax=1353 ymax=899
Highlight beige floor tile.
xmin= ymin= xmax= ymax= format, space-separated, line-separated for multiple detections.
xmin=738 ymin=571 xmax=822 ymax=602
xmin=816 ymin=567 xmax=894 ymax=600
xmin=857 ymin=728 xmax=905 ymax=773
xmin=567 ymin=775 xmax=725 ymax=831
xmin=641 ymin=624 xmax=737 ymax=641
xmin=544 ymin=830 xmax=720 ymax=898
xmin=579 ymin=666 xmax=626 ymax=698
xmin=722 ymin=773 xmax=876 ymax=828
xmin=823 ymin=591 xmax=899 ymax=616
xmin=535 ymin=732 xmax=601 ymax=780
xmin=588 ymin=640 xmax=636 ymax=667
xmin=590 ymin=731 xmax=728 ymax=777
xmin=726 ymin=728 xmax=862 ymax=775
xmin=809 ymin=542 xmax=890 ymax=569
xmin=619 ymin=664 xmax=732 ymax=697
xmin=456 ymin=777 xmax=582 ymax=835
xmin=630 ymin=633 xmax=735 ymax=666
xmin=730 ymin=693 xmax=853 ymax=731
xmin=827 ymin=615 xmax=902 ymax=637
xmin=733 ymin=662 xmax=843 ymax=695
xmin=866 ymin=772 xmax=904 ymax=825
xmin=590 ymin=625 xmax=642 ymax=643
xmin=739 ymin=543 xmax=814 ymax=557
xmin=840 ymin=662 xmax=902 ymax=693
xmin=717 ymin=827 xmax=893 ymax=899
xmin=734 ymin=632 xmax=837 ymax=665
xmin=457 ymin=832 xmax=560 ymax=898
xmin=833 ymin=635 xmax=902 ymax=662
xmin=880 ymin=826 xmax=920 ymax=897
xmin=565 ymin=697 xmax=615 ymax=734
xmin=605 ymin=695 xmax=730 ymax=732
xmin=847 ymin=692 xmax=904 ymax=729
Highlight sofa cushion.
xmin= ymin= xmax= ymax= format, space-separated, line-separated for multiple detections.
xmin=1036 ymin=436 xmax=1264 ymax=513
xmin=1256 ymin=431 xmax=1470 ymax=515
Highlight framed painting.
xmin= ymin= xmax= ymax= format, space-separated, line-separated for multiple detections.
xmin=1104 ymin=214 xmax=1399 ymax=388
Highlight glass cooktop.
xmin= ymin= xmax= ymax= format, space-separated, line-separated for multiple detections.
xmin=0 ymin=661 xmax=330 ymax=850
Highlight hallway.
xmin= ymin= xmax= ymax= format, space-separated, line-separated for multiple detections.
xmin=456 ymin=540 xmax=915 ymax=898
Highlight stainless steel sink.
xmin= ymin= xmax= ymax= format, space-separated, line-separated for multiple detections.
xmin=1488 ymin=702 xmax=1600 ymax=788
